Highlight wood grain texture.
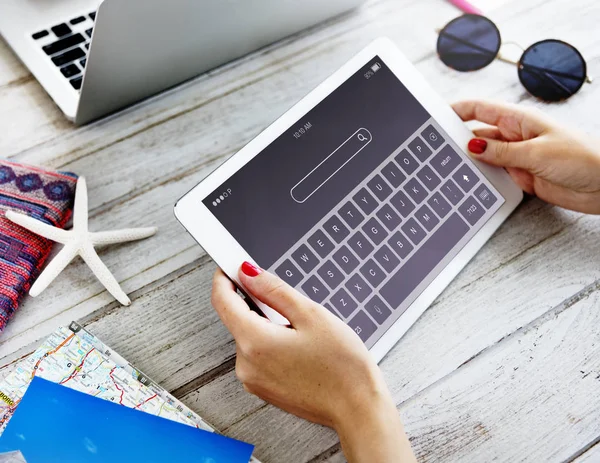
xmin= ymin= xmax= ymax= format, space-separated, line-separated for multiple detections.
xmin=1 ymin=0 xmax=600 ymax=461
xmin=573 ymin=441 xmax=600 ymax=463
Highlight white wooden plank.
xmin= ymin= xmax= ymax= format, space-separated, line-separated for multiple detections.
xmin=318 ymin=452 xmax=347 ymax=463
xmin=572 ymin=442 xmax=600 ymax=463
xmin=183 ymin=370 xmax=266 ymax=432
xmin=402 ymin=288 xmax=600 ymax=462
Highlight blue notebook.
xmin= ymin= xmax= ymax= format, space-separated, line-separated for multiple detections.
xmin=0 ymin=377 xmax=254 ymax=463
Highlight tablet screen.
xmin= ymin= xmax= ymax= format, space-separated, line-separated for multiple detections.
xmin=204 ymin=56 xmax=504 ymax=346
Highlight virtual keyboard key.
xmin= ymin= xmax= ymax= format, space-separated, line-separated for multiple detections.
xmin=381 ymin=161 xmax=406 ymax=188
xmin=346 ymin=273 xmax=372 ymax=303
xmin=276 ymin=259 xmax=303 ymax=287
xmin=365 ymin=296 xmax=392 ymax=325
xmin=395 ymin=150 xmax=419 ymax=175
xmin=381 ymin=213 xmax=469 ymax=310
xmin=52 ymin=47 xmax=85 ymax=67
xmin=402 ymin=218 xmax=427 ymax=246
xmin=330 ymin=288 xmax=358 ymax=318
xmin=353 ymin=188 xmax=378 ymax=215
xmin=349 ymin=311 xmax=377 ymax=342
xmin=428 ymin=192 xmax=452 ymax=218
xmin=416 ymin=205 xmax=440 ymax=232
xmin=390 ymin=191 xmax=415 ymax=218
xmin=474 ymin=184 xmax=498 ymax=209
xmin=459 ymin=196 xmax=485 ymax=226
xmin=43 ymin=33 xmax=85 ymax=55
xmin=441 ymin=179 xmax=464 ymax=205
xmin=323 ymin=215 xmax=350 ymax=243
xmin=338 ymin=201 xmax=364 ymax=229
xmin=374 ymin=245 xmax=400 ymax=273
xmin=32 ymin=30 xmax=49 ymax=40
xmin=317 ymin=261 xmax=345 ymax=290
xmin=292 ymin=244 xmax=319 ymax=273
xmin=348 ymin=231 xmax=374 ymax=260
xmin=404 ymin=178 xmax=428 ymax=204
xmin=409 ymin=136 xmax=432 ymax=162
xmin=333 ymin=245 xmax=360 ymax=274
xmin=422 ymin=125 xmax=444 ymax=150
xmin=360 ymin=259 xmax=386 ymax=287
xmin=362 ymin=217 xmax=388 ymax=246
xmin=453 ymin=164 xmax=478 ymax=193
xmin=417 ymin=165 xmax=441 ymax=191
xmin=388 ymin=231 xmax=413 ymax=259
xmin=367 ymin=174 xmax=393 ymax=201
xmin=302 ymin=275 xmax=329 ymax=304
xmin=51 ymin=23 xmax=72 ymax=38
xmin=308 ymin=230 xmax=334 ymax=258
xmin=376 ymin=204 xmax=402 ymax=231
xmin=431 ymin=145 xmax=461 ymax=178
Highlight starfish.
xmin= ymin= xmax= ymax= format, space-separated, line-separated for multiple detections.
xmin=5 ymin=177 xmax=157 ymax=306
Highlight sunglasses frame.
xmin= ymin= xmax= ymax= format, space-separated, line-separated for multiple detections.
xmin=436 ymin=14 xmax=592 ymax=101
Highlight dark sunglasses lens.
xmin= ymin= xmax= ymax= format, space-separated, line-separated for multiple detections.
xmin=519 ymin=40 xmax=587 ymax=102
xmin=437 ymin=15 xmax=501 ymax=72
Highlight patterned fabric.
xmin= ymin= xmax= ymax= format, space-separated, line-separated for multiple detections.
xmin=0 ymin=161 xmax=77 ymax=332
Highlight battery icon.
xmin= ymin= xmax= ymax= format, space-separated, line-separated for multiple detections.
xmin=371 ymin=62 xmax=381 ymax=73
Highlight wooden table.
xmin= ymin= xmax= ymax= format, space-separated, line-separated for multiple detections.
xmin=1 ymin=0 xmax=600 ymax=461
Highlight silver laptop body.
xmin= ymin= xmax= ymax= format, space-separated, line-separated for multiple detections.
xmin=0 ymin=0 xmax=364 ymax=125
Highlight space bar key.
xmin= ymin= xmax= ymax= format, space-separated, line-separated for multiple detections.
xmin=380 ymin=213 xmax=470 ymax=310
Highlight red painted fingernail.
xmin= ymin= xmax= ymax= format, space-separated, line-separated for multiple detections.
xmin=468 ymin=138 xmax=488 ymax=155
xmin=241 ymin=261 xmax=262 ymax=277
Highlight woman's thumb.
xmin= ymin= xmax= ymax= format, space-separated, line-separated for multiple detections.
xmin=238 ymin=262 xmax=310 ymax=325
xmin=467 ymin=137 xmax=535 ymax=170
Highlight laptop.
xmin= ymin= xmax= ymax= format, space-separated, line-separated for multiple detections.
xmin=174 ymin=39 xmax=523 ymax=362
xmin=0 ymin=0 xmax=365 ymax=125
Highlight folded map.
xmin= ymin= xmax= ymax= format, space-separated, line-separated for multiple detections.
xmin=0 ymin=322 xmax=260 ymax=462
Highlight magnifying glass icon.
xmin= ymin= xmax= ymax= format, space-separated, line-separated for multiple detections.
xmin=357 ymin=134 xmax=367 ymax=142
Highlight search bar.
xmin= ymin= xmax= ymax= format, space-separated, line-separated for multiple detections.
xmin=291 ymin=128 xmax=372 ymax=204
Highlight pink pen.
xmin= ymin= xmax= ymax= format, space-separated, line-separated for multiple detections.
xmin=448 ymin=0 xmax=483 ymax=14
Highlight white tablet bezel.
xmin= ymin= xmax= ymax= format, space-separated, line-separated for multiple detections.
xmin=174 ymin=37 xmax=523 ymax=363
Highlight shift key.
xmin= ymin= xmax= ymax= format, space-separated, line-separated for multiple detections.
xmin=380 ymin=213 xmax=469 ymax=310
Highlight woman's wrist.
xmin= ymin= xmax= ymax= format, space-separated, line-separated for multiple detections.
xmin=333 ymin=372 xmax=416 ymax=462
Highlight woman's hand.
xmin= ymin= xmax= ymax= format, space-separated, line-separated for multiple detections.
xmin=453 ymin=100 xmax=600 ymax=214
xmin=211 ymin=263 xmax=416 ymax=463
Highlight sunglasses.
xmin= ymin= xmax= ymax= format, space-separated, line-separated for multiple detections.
xmin=437 ymin=14 xmax=592 ymax=102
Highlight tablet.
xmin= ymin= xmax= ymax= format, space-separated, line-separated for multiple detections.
xmin=175 ymin=38 xmax=523 ymax=363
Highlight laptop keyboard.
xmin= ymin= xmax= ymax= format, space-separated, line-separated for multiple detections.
xmin=269 ymin=119 xmax=503 ymax=348
xmin=31 ymin=12 xmax=96 ymax=91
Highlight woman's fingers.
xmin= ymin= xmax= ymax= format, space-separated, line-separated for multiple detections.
xmin=211 ymin=269 xmax=269 ymax=338
xmin=238 ymin=262 xmax=314 ymax=327
xmin=472 ymin=127 xmax=504 ymax=141
xmin=452 ymin=99 xmax=549 ymax=140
